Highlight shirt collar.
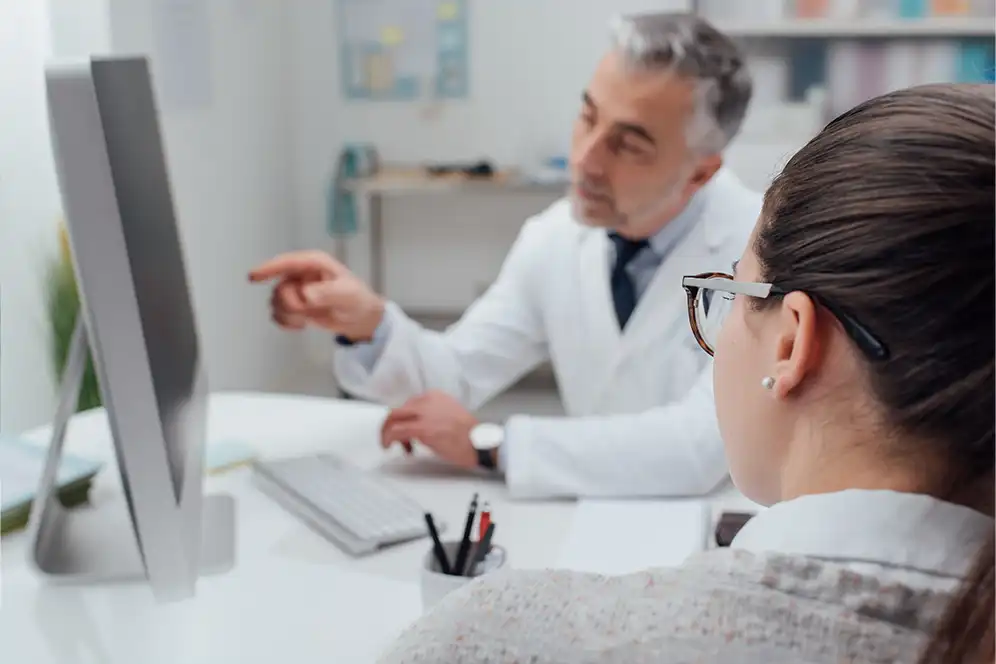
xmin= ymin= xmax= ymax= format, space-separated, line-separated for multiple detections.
xmin=609 ymin=184 xmax=708 ymax=260
xmin=730 ymin=489 xmax=993 ymax=579
xmin=648 ymin=188 xmax=705 ymax=257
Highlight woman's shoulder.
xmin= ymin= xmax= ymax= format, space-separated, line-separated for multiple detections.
xmin=377 ymin=550 xmax=954 ymax=664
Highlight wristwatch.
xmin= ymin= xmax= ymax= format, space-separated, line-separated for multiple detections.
xmin=469 ymin=422 xmax=504 ymax=470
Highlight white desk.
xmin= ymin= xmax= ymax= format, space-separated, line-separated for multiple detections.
xmin=0 ymin=391 xmax=755 ymax=663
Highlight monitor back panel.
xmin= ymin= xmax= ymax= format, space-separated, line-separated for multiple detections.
xmin=91 ymin=55 xmax=209 ymax=576
xmin=45 ymin=56 xmax=206 ymax=599
xmin=91 ymin=56 xmax=207 ymax=507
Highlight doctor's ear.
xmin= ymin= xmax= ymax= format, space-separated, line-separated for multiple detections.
xmin=683 ymin=155 xmax=722 ymax=197
xmin=767 ymin=291 xmax=820 ymax=399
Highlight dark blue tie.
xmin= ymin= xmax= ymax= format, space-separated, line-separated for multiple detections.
xmin=609 ymin=233 xmax=649 ymax=330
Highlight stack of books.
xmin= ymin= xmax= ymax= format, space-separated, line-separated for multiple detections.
xmin=0 ymin=436 xmax=102 ymax=536
xmin=0 ymin=437 xmax=257 ymax=536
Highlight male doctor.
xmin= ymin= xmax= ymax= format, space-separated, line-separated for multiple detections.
xmin=250 ymin=13 xmax=761 ymax=499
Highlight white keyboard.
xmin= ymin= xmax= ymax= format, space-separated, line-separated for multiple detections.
xmin=251 ymin=454 xmax=441 ymax=556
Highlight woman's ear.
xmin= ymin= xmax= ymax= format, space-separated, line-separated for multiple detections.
xmin=770 ymin=292 xmax=821 ymax=399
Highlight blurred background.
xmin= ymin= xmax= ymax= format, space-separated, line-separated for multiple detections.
xmin=2 ymin=0 xmax=993 ymax=434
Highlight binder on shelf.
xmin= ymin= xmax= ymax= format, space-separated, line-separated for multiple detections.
xmin=884 ymin=41 xmax=921 ymax=91
xmin=918 ymin=40 xmax=961 ymax=82
xmin=957 ymin=39 xmax=996 ymax=81
xmin=788 ymin=40 xmax=828 ymax=101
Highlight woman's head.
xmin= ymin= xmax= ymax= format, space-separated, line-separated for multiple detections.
xmin=710 ymin=83 xmax=994 ymax=506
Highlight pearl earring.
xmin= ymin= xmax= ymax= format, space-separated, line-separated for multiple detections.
xmin=761 ymin=376 xmax=775 ymax=390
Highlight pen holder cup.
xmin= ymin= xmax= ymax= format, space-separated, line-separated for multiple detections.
xmin=420 ymin=540 xmax=508 ymax=611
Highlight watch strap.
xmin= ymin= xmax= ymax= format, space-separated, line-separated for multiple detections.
xmin=477 ymin=447 xmax=497 ymax=470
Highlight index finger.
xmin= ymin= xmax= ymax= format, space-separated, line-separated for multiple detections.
xmin=248 ymin=250 xmax=345 ymax=283
xmin=381 ymin=406 xmax=420 ymax=432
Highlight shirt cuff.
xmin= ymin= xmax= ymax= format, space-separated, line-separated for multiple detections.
xmin=334 ymin=312 xmax=392 ymax=372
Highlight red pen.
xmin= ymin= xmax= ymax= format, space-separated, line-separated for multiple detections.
xmin=478 ymin=502 xmax=491 ymax=541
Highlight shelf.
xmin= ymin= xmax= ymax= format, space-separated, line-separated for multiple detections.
xmin=344 ymin=166 xmax=568 ymax=196
xmin=713 ymin=17 xmax=995 ymax=38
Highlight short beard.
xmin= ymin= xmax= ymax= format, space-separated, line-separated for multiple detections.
xmin=570 ymin=179 xmax=686 ymax=233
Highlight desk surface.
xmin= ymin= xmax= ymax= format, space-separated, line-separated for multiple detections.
xmin=0 ymin=391 xmax=753 ymax=663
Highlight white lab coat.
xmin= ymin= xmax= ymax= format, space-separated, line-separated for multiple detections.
xmin=335 ymin=168 xmax=762 ymax=499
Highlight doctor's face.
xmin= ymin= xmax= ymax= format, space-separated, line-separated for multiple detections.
xmin=569 ymin=50 xmax=717 ymax=239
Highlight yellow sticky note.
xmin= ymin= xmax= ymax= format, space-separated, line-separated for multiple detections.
xmin=380 ymin=26 xmax=404 ymax=46
xmin=366 ymin=52 xmax=394 ymax=92
xmin=437 ymin=2 xmax=458 ymax=20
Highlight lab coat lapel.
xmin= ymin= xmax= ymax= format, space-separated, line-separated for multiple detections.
xmin=622 ymin=210 xmax=725 ymax=362
xmin=575 ymin=228 xmax=621 ymax=410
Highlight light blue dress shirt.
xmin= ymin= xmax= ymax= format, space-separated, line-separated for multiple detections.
xmin=337 ymin=192 xmax=707 ymax=469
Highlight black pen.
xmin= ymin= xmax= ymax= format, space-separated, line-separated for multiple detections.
xmin=464 ymin=522 xmax=495 ymax=577
xmin=452 ymin=493 xmax=479 ymax=576
xmin=424 ymin=512 xmax=451 ymax=575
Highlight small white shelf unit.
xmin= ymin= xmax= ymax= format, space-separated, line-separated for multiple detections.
xmin=711 ymin=17 xmax=994 ymax=38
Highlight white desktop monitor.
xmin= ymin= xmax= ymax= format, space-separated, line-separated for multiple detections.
xmin=28 ymin=55 xmax=235 ymax=602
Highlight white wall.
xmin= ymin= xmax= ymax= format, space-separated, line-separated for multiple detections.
xmin=1 ymin=0 xmax=306 ymax=433
xmin=0 ymin=0 xmax=62 ymax=433
xmin=106 ymin=0 xmax=306 ymax=395
xmin=286 ymin=0 xmax=692 ymax=362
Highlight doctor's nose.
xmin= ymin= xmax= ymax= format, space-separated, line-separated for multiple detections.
xmin=573 ymin=134 xmax=611 ymax=179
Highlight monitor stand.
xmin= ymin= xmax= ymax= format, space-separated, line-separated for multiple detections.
xmin=26 ymin=316 xmax=236 ymax=587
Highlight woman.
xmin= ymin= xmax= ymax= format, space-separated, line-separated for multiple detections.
xmin=377 ymin=83 xmax=995 ymax=664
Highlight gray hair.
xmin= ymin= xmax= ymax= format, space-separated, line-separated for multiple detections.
xmin=609 ymin=12 xmax=752 ymax=155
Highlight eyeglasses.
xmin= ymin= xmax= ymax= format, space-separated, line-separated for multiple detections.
xmin=681 ymin=272 xmax=889 ymax=361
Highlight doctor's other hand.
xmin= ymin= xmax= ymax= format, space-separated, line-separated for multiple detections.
xmin=380 ymin=391 xmax=480 ymax=470
xmin=248 ymin=250 xmax=385 ymax=342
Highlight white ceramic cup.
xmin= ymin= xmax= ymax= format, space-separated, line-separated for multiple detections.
xmin=420 ymin=539 xmax=508 ymax=610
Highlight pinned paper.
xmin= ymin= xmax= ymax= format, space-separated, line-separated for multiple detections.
xmin=380 ymin=25 xmax=404 ymax=46
xmin=365 ymin=52 xmax=395 ymax=92
xmin=437 ymin=2 xmax=458 ymax=20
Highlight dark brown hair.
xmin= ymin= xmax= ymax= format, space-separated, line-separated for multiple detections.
xmin=918 ymin=533 xmax=995 ymax=664
xmin=754 ymin=83 xmax=995 ymax=483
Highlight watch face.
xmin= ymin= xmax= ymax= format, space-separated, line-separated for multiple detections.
xmin=471 ymin=423 xmax=503 ymax=450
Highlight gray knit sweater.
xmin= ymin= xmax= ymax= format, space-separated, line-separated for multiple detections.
xmin=377 ymin=548 xmax=952 ymax=663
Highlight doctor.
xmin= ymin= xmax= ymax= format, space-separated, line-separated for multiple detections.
xmin=250 ymin=12 xmax=761 ymax=498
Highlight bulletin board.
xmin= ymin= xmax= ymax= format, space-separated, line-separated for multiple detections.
xmin=335 ymin=0 xmax=469 ymax=101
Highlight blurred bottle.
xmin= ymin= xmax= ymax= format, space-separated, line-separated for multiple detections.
xmin=898 ymin=0 xmax=928 ymax=17
xmin=931 ymin=0 xmax=970 ymax=14
xmin=794 ymin=0 xmax=830 ymax=17
xmin=970 ymin=0 xmax=995 ymax=14
xmin=861 ymin=0 xmax=898 ymax=18
xmin=828 ymin=0 xmax=862 ymax=18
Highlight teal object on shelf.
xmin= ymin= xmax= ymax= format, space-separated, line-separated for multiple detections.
xmin=327 ymin=143 xmax=378 ymax=237
xmin=957 ymin=40 xmax=995 ymax=84
xmin=898 ymin=0 xmax=926 ymax=18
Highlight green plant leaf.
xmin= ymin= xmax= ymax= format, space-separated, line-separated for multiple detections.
xmin=45 ymin=255 xmax=102 ymax=412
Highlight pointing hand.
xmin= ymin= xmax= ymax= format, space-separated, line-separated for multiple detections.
xmin=249 ymin=250 xmax=385 ymax=342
